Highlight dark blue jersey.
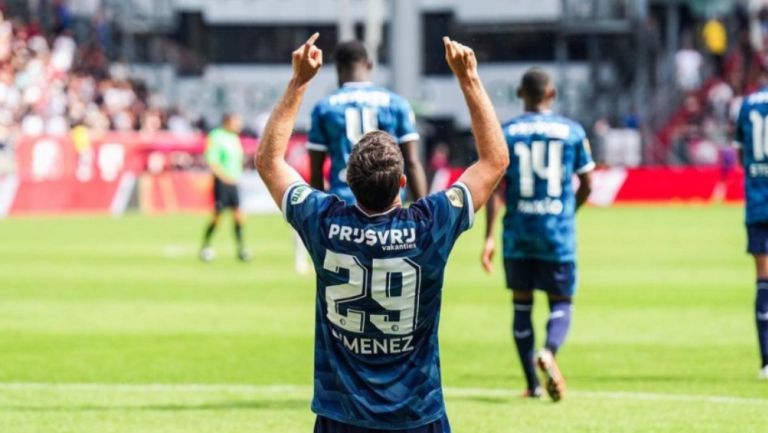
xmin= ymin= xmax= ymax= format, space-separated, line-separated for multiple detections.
xmin=736 ymin=87 xmax=768 ymax=224
xmin=283 ymin=182 xmax=473 ymax=429
xmin=501 ymin=112 xmax=594 ymax=262
xmin=308 ymin=82 xmax=419 ymax=203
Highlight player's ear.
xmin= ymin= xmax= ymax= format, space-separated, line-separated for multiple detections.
xmin=366 ymin=60 xmax=373 ymax=70
xmin=516 ymin=86 xmax=523 ymax=99
xmin=399 ymin=175 xmax=407 ymax=189
xmin=548 ymin=86 xmax=557 ymax=100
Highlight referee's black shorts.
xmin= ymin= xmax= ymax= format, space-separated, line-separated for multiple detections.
xmin=213 ymin=176 xmax=240 ymax=212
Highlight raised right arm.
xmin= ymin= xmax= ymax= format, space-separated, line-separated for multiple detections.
xmin=443 ymin=37 xmax=509 ymax=212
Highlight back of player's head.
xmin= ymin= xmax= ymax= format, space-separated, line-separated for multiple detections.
xmin=347 ymin=131 xmax=404 ymax=212
xmin=222 ymin=112 xmax=243 ymax=132
xmin=518 ymin=67 xmax=554 ymax=103
xmin=334 ymin=40 xmax=370 ymax=71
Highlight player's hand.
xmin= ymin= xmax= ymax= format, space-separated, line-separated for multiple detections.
xmin=481 ymin=238 xmax=495 ymax=274
xmin=292 ymin=32 xmax=323 ymax=86
xmin=443 ymin=37 xmax=478 ymax=82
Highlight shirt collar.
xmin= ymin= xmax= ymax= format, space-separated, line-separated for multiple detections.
xmin=342 ymin=81 xmax=374 ymax=88
xmin=354 ymin=204 xmax=400 ymax=218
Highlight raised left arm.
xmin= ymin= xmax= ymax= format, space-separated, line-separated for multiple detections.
xmin=256 ymin=33 xmax=323 ymax=207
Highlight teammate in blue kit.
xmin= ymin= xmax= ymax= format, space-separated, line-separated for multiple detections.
xmin=734 ymin=84 xmax=768 ymax=380
xmin=481 ymin=68 xmax=594 ymax=401
xmin=307 ymin=40 xmax=428 ymax=203
xmin=256 ymin=34 xmax=508 ymax=432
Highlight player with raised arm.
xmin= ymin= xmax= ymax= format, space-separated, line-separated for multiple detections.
xmin=481 ymin=68 xmax=594 ymax=401
xmin=307 ymin=40 xmax=428 ymax=203
xmin=256 ymin=33 xmax=508 ymax=432
xmin=735 ymin=83 xmax=768 ymax=380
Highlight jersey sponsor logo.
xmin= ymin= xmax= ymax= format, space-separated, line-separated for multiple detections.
xmin=328 ymin=90 xmax=392 ymax=107
xmin=747 ymin=92 xmax=768 ymax=104
xmin=446 ymin=187 xmax=465 ymax=208
xmin=507 ymin=121 xmax=570 ymax=140
xmin=749 ymin=163 xmax=768 ymax=177
xmin=328 ymin=224 xmax=417 ymax=250
xmin=517 ymin=198 xmax=564 ymax=215
xmin=290 ymin=185 xmax=312 ymax=205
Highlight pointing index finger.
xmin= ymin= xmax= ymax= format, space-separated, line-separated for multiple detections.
xmin=306 ymin=32 xmax=320 ymax=48
xmin=443 ymin=36 xmax=454 ymax=57
xmin=303 ymin=32 xmax=320 ymax=56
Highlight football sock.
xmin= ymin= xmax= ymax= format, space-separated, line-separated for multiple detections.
xmin=756 ymin=279 xmax=768 ymax=368
xmin=545 ymin=298 xmax=573 ymax=355
xmin=513 ymin=300 xmax=539 ymax=391
xmin=202 ymin=221 xmax=216 ymax=247
xmin=235 ymin=222 xmax=244 ymax=249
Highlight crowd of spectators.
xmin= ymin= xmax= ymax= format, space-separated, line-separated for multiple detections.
xmin=668 ymin=4 xmax=768 ymax=166
xmin=0 ymin=9 xmax=200 ymax=156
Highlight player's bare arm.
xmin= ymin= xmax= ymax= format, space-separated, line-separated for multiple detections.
xmin=575 ymin=171 xmax=593 ymax=210
xmin=256 ymin=33 xmax=323 ymax=206
xmin=400 ymin=140 xmax=429 ymax=200
xmin=208 ymin=161 xmax=235 ymax=185
xmin=444 ymin=37 xmax=509 ymax=211
xmin=481 ymin=186 xmax=503 ymax=274
xmin=308 ymin=150 xmax=326 ymax=190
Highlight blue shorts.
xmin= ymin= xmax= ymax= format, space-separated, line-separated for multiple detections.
xmin=748 ymin=223 xmax=768 ymax=255
xmin=504 ymin=259 xmax=576 ymax=297
xmin=314 ymin=416 xmax=451 ymax=433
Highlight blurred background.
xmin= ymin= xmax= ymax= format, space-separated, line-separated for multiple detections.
xmin=0 ymin=0 xmax=763 ymax=215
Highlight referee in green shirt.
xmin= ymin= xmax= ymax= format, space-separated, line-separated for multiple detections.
xmin=200 ymin=113 xmax=251 ymax=262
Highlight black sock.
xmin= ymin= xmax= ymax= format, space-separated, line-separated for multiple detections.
xmin=513 ymin=300 xmax=539 ymax=391
xmin=235 ymin=222 xmax=244 ymax=250
xmin=757 ymin=279 xmax=768 ymax=368
xmin=202 ymin=222 xmax=216 ymax=247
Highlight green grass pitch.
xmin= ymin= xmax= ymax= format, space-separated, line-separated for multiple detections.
xmin=0 ymin=205 xmax=766 ymax=433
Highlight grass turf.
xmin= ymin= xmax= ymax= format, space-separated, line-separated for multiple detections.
xmin=0 ymin=206 xmax=765 ymax=433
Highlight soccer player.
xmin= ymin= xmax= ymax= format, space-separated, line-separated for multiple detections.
xmin=481 ymin=68 xmax=594 ymax=401
xmin=307 ymin=40 xmax=428 ymax=203
xmin=256 ymin=34 xmax=508 ymax=432
xmin=734 ymin=85 xmax=768 ymax=379
xmin=200 ymin=113 xmax=251 ymax=262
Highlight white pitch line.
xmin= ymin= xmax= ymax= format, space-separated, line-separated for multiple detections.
xmin=0 ymin=383 xmax=765 ymax=405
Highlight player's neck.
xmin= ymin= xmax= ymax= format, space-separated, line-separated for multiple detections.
xmin=339 ymin=68 xmax=371 ymax=87
xmin=356 ymin=200 xmax=402 ymax=217
xmin=524 ymin=104 xmax=552 ymax=114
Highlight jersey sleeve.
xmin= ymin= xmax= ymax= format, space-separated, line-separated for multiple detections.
xmin=282 ymin=182 xmax=335 ymax=242
xmin=307 ymin=104 xmax=329 ymax=152
xmin=573 ymin=126 xmax=596 ymax=174
xmin=414 ymin=182 xmax=474 ymax=244
xmin=393 ymin=97 xmax=420 ymax=144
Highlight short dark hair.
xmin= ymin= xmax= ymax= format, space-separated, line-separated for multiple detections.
xmin=519 ymin=67 xmax=552 ymax=102
xmin=222 ymin=112 xmax=239 ymax=125
xmin=347 ymin=131 xmax=403 ymax=212
xmin=334 ymin=40 xmax=369 ymax=71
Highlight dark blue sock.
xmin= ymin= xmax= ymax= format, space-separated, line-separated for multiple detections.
xmin=513 ymin=300 xmax=539 ymax=391
xmin=545 ymin=298 xmax=573 ymax=355
xmin=756 ymin=280 xmax=768 ymax=368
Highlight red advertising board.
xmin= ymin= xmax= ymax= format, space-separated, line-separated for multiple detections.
xmin=4 ymin=132 xmax=309 ymax=215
